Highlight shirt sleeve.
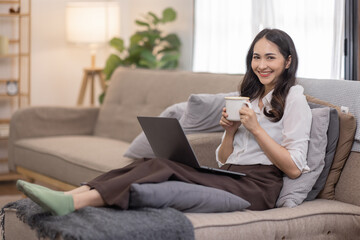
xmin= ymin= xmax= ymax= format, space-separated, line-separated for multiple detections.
xmin=281 ymin=85 xmax=312 ymax=173
xmin=215 ymin=131 xmax=226 ymax=167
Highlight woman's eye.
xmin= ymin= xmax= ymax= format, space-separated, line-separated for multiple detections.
xmin=253 ymin=56 xmax=260 ymax=59
xmin=267 ymin=56 xmax=275 ymax=60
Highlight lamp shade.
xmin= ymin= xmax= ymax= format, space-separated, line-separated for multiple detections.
xmin=66 ymin=2 xmax=120 ymax=44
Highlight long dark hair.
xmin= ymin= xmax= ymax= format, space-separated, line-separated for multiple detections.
xmin=240 ymin=28 xmax=298 ymax=122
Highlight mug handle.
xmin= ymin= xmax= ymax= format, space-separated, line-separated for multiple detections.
xmin=244 ymin=102 xmax=252 ymax=109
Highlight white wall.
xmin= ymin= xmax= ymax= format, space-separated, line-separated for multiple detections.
xmin=30 ymin=0 xmax=194 ymax=106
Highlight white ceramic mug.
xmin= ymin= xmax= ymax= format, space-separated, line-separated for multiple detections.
xmin=224 ymin=96 xmax=252 ymax=121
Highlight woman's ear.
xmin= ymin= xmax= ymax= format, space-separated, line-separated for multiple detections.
xmin=285 ymin=55 xmax=292 ymax=69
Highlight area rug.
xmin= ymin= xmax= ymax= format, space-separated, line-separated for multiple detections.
xmin=1 ymin=198 xmax=194 ymax=240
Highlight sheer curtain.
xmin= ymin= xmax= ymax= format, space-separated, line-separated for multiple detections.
xmin=193 ymin=0 xmax=345 ymax=79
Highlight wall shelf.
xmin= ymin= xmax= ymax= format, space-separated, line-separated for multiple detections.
xmin=0 ymin=13 xmax=29 ymax=17
xmin=0 ymin=79 xmax=18 ymax=82
xmin=0 ymin=0 xmax=31 ymax=180
xmin=0 ymin=94 xmax=18 ymax=98
xmin=0 ymin=53 xmax=30 ymax=58
xmin=0 ymin=1 xmax=20 ymax=3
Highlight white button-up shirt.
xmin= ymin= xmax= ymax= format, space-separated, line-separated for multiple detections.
xmin=216 ymin=85 xmax=312 ymax=173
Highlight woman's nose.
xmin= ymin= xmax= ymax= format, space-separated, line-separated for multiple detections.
xmin=258 ymin=59 xmax=267 ymax=69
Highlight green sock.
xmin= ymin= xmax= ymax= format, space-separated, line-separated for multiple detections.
xmin=16 ymin=180 xmax=74 ymax=216
xmin=16 ymin=180 xmax=61 ymax=194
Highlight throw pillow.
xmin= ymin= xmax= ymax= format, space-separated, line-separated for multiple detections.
xmin=276 ymin=107 xmax=330 ymax=208
xmin=123 ymin=102 xmax=187 ymax=159
xmin=305 ymin=103 xmax=339 ymax=201
xmin=129 ymin=181 xmax=250 ymax=213
xmin=306 ymin=95 xmax=357 ymax=200
xmin=179 ymin=92 xmax=239 ymax=133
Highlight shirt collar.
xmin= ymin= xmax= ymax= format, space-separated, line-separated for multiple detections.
xmin=262 ymin=89 xmax=274 ymax=107
xmin=250 ymin=89 xmax=274 ymax=114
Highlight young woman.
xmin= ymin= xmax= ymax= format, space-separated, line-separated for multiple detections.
xmin=16 ymin=28 xmax=312 ymax=216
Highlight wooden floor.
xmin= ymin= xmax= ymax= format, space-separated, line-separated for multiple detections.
xmin=0 ymin=180 xmax=20 ymax=195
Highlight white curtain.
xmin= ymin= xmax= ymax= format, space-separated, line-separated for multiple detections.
xmin=193 ymin=0 xmax=345 ymax=79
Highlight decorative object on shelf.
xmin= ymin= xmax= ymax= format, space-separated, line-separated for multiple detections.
xmin=66 ymin=1 xmax=120 ymax=106
xmin=6 ymin=81 xmax=18 ymax=96
xmin=100 ymin=7 xmax=181 ymax=104
xmin=9 ymin=6 xmax=20 ymax=14
xmin=0 ymin=35 xmax=9 ymax=55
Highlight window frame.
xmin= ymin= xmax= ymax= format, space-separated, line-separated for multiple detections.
xmin=344 ymin=0 xmax=358 ymax=80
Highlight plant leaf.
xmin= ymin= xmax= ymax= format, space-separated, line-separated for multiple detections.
xmin=109 ymin=38 xmax=125 ymax=52
xmin=148 ymin=11 xmax=160 ymax=25
xmin=140 ymin=50 xmax=157 ymax=62
xmin=103 ymin=54 xmax=123 ymax=80
xmin=140 ymin=50 xmax=157 ymax=68
xmin=160 ymin=60 xmax=178 ymax=69
xmin=162 ymin=34 xmax=181 ymax=49
xmin=161 ymin=8 xmax=176 ymax=23
xmin=98 ymin=91 xmax=105 ymax=104
xmin=135 ymin=20 xmax=150 ymax=28
xmin=161 ymin=52 xmax=180 ymax=62
xmin=130 ymin=33 xmax=144 ymax=47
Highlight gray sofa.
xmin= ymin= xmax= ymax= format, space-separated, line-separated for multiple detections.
xmin=4 ymin=67 xmax=360 ymax=239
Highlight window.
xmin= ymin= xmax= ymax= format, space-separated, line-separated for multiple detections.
xmin=193 ymin=0 xmax=345 ymax=79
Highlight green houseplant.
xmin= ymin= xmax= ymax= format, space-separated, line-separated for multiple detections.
xmin=100 ymin=7 xmax=181 ymax=103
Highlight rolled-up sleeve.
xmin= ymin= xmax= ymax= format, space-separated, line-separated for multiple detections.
xmin=215 ymin=132 xmax=226 ymax=167
xmin=281 ymin=86 xmax=312 ymax=172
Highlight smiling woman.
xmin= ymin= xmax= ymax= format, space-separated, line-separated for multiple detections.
xmin=251 ymin=39 xmax=292 ymax=94
xmin=193 ymin=0 xmax=345 ymax=79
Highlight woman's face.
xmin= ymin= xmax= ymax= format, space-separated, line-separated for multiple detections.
xmin=251 ymin=37 xmax=291 ymax=92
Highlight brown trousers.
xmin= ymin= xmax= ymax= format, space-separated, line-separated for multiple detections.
xmin=87 ymin=158 xmax=283 ymax=211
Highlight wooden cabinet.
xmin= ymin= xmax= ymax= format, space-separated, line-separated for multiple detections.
xmin=0 ymin=0 xmax=31 ymax=179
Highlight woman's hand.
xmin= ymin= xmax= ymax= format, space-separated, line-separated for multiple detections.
xmin=218 ymin=107 xmax=240 ymax=164
xmin=239 ymin=105 xmax=260 ymax=134
xmin=219 ymin=107 xmax=241 ymax=135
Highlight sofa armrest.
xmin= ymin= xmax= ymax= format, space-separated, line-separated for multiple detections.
xmin=187 ymin=132 xmax=224 ymax=169
xmin=8 ymin=106 xmax=100 ymax=171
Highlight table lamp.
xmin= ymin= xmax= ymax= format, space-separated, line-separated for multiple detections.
xmin=66 ymin=1 xmax=120 ymax=105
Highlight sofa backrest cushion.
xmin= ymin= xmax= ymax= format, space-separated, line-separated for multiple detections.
xmin=306 ymin=95 xmax=357 ymax=200
xmin=124 ymin=102 xmax=187 ymax=159
xmin=298 ymin=78 xmax=360 ymax=152
xmin=305 ymin=103 xmax=339 ymax=201
xmin=94 ymin=68 xmax=243 ymax=142
xmin=276 ymin=107 xmax=329 ymax=208
xmin=335 ymin=151 xmax=360 ymax=206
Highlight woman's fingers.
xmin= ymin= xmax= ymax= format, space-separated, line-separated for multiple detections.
xmin=220 ymin=116 xmax=233 ymax=126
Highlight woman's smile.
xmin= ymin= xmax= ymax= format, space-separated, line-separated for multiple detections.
xmin=258 ymin=71 xmax=272 ymax=78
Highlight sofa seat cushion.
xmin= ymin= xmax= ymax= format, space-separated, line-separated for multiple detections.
xmin=3 ymin=199 xmax=360 ymax=240
xmin=13 ymin=136 xmax=135 ymax=186
xmin=186 ymin=199 xmax=360 ymax=239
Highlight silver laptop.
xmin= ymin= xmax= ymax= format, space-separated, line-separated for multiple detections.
xmin=137 ymin=116 xmax=246 ymax=177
